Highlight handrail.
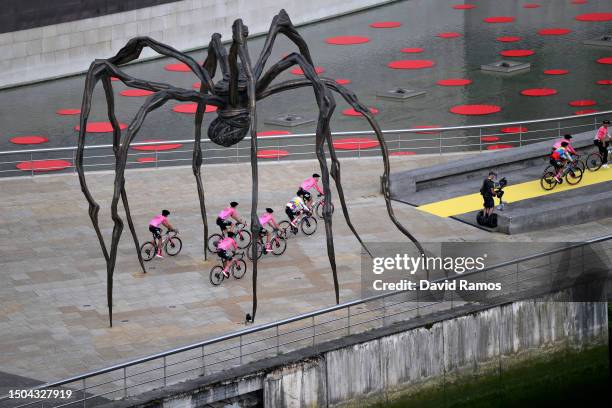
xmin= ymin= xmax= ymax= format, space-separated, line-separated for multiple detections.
xmin=5 ymin=234 xmax=609 ymax=396
xmin=0 ymin=110 xmax=609 ymax=156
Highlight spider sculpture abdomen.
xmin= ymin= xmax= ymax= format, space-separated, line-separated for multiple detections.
xmin=208 ymin=109 xmax=251 ymax=147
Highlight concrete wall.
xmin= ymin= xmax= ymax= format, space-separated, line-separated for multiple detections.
xmin=0 ymin=0 xmax=392 ymax=88
xmin=107 ymin=293 xmax=608 ymax=408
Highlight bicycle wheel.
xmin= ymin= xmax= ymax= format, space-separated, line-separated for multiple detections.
xmin=232 ymin=259 xmax=247 ymax=279
xmin=235 ymin=229 xmax=252 ymax=249
xmin=576 ymin=160 xmax=586 ymax=173
xmin=540 ymin=171 xmax=557 ymax=191
xmin=165 ymin=237 xmax=182 ymax=256
xmin=247 ymin=241 xmax=263 ymax=261
xmin=140 ymin=241 xmax=156 ymax=261
xmin=209 ymin=266 xmax=225 ymax=286
xmin=271 ymin=237 xmax=287 ymax=256
xmin=278 ymin=221 xmax=297 ymax=239
xmin=207 ymin=233 xmax=223 ymax=253
xmin=586 ymin=153 xmax=602 ymax=172
xmin=301 ymin=216 xmax=318 ymax=235
xmin=315 ymin=201 xmax=335 ymax=219
xmin=565 ymin=167 xmax=583 ymax=185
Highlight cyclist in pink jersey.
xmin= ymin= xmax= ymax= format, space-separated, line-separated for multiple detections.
xmin=148 ymin=210 xmax=177 ymax=258
xmin=217 ymin=232 xmax=238 ymax=278
xmin=259 ymin=208 xmax=280 ymax=252
xmin=297 ymin=173 xmax=323 ymax=207
xmin=552 ymin=134 xmax=576 ymax=156
xmin=216 ymin=201 xmax=244 ymax=234
xmin=594 ymin=120 xmax=610 ymax=168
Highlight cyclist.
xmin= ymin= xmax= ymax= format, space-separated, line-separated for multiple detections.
xmin=594 ymin=120 xmax=611 ymax=169
xmin=148 ymin=209 xmax=177 ymax=258
xmin=285 ymin=191 xmax=308 ymax=234
xmin=552 ymin=134 xmax=576 ymax=157
xmin=217 ymin=232 xmax=238 ymax=278
xmin=216 ymin=201 xmax=244 ymax=234
xmin=550 ymin=141 xmax=572 ymax=183
xmin=298 ymin=173 xmax=323 ymax=207
xmin=259 ymin=208 xmax=280 ymax=253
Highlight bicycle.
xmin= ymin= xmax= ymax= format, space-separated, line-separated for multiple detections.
xmin=540 ymin=161 xmax=583 ymax=191
xmin=585 ymin=145 xmax=612 ymax=172
xmin=544 ymin=154 xmax=585 ymax=175
xmin=140 ymin=230 xmax=182 ymax=261
xmin=207 ymin=222 xmax=252 ymax=253
xmin=313 ymin=194 xmax=335 ymax=219
xmin=209 ymin=251 xmax=247 ymax=286
xmin=278 ymin=210 xmax=318 ymax=238
xmin=246 ymin=228 xmax=287 ymax=260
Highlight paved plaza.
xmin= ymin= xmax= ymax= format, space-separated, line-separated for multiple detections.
xmin=1 ymin=154 xmax=611 ymax=385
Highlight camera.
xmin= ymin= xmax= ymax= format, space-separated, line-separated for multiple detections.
xmin=493 ymin=177 xmax=507 ymax=209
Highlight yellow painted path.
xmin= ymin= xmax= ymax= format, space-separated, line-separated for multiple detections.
xmin=418 ymin=169 xmax=612 ymax=218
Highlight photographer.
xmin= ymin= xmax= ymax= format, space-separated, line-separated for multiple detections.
xmin=480 ymin=172 xmax=497 ymax=218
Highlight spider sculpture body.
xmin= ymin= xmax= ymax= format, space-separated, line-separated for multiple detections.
xmin=76 ymin=10 xmax=424 ymax=326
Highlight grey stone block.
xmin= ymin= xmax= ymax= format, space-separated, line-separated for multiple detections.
xmin=377 ymin=87 xmax=426 ymax=100
xmin=265 ymin=114 xmax=315 ymax=127
xmin=583 ymin=34 xmax=612 ymax=47
xmin=481 ymin=60 xmax=530 ymax=73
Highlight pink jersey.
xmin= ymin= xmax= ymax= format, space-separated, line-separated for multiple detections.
xmin=218 ymin=207 xmax=236 ymax=220
xmin=595 ymin=126 xmax=609 ymax=141
xmin=149 ymin=214 xmax=167 ymax=227
xmin=300 ymin=177 xmax=323 ymax=194
xmin=259 ymin=213 xmax=275 ymax=226
xmin=552 ymin=139 xmax=576 ymax=154
xmin=217 ymin=237 xmax=237 ymax=251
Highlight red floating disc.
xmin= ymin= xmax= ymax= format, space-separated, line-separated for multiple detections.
xmin=544 ymin=69 xmax=569 ymax=75
xmin=414 ymin=125 xmax=440 ymax=134
xmin=257 ymin=149 xmax=290 ymax=159
xmin=387 ymin=60 xmax=435 ymax=69
xmin=523 ymin=3 xmax=541 ymax=8
xmin=164 ymin=63 xmax=191 ymax=72
xmin=450 ymin=105 xmax=501 ymax=115
xmin=325 ymin=36 xmax=370 ymax=45
xmin=500 ymin=49 xmax=535 ymax=57
xmin=596 ymin=79 xmax=612 ymax=85
xmin=172 ymin=103 xmax=218 ymax=114
xmin=437 ymin=32 xmax=462 ymax=38
xmin=290 ymin=66 xmax=325 ymax=75
xmin=571 ymin=0 xmax=587 ymax=3
xmin=257 ymin=130 xmax=292 ymax=137
xmin=401 ymin=47 xmax=424 ymax=53
xmin=452 ymin=4 xmax=476 ymax=9
xmin=335 ymin=78 xmax=352 ymax=85
xmin=481 ymin=136 xmax=500 ymax=142
xmin=497 ymin=36 xmax=522 ymax=42
xmin=501 ymin=126 xmax=527 ymax=133
xmin=369 ymin=21 xmax=401 ymax=28
xmin=437 ymin=78 xmax=472 ymax=86
xmin=120 ymin=89 xmax=154 ymax=97
xmin=10 ymin=135 xmax=49 ymax=145
xmin=132 ymin=139 xmax=183 ymax=151
xmin=575 ymin=13 xmax=612 ymax=21
xmin=333 ymin=138 xmax=380 ymax=150
xmin=342 ymin=107 xmax=379 ymax=116
xmin=193 ymin=82 xmax=202 ymax=89
xmin=520 ymin=88 xmax=557 ymax=96
xmin=483 ymin=16 xmax=515 ymax=23
xmin=75 ymin=122 xmax=128 ymax=132
xmin=56 ymin=108 xmax=80 ymax=115
xmin=110 ymin=77 xmax=119 ymax=81
xmin=575 ymin=109 xmax=598 ymax=115
xmin=137 ymin=157 xmax=157 ymax=163
xmin=538 ymin=28 xmax=572 ymax=36
xmin=390 ymin=151 xmax=417 ymax=156
xmin=569 ymin=99 xmax=596 ymax=107
xmin=597 ymin=57 xmax=612 ymax=64
xmin=16 ymin=160 xmax=71 ymax=172
xmin=487 ymin=144 xmax=514 ymax=150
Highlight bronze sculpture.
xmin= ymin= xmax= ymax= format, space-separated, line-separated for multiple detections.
xmin=76 ymin=10 xmax=424 ymax=326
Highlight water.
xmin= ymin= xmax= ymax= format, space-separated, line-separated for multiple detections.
xmin=0 ymin=0 xmax=610 ymax=153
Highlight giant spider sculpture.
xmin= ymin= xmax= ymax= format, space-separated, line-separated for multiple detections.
xmin=76 ymin=10 xmax=425 ymax=327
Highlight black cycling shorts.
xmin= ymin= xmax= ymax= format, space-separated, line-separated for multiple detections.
xmin=285 ymin=206 xmax=298 ymax=221
xmin=217 ymin=249 xmax=232 ymax=261
xmin=149 ymin=225 xmax=162 ymax=238
xmin=259 ymin=227 xmax=269 ymax=236
xmin=216 ymin=217 xmax=232 ymax=231
xmin=549 ymin=158 xmax=562 ymax=170
xmin=483 ymin=196 xmax=494 ymax=209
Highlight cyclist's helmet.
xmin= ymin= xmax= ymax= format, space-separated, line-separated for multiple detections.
xmin=162 ymin=209 xmax=170 ymax=216
xmin=266 ymin=208 xmax=274 ymax=213
xmin=230 ymin=201 xmax=238 ymax=207
xmin=303 ymin=192 xmax=312 ymax=201
xmin=563 ymin=134 xmax=572 ymax=140
xmin=603 ymin=120 xmax=610 ymax=125
xmin=312 ymin=173 xmax=320 ymax=178
xmin=227 ymin=231 xmax=235 ymax=238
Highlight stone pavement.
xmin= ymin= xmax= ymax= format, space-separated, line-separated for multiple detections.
xmin=0 ymin=154 xmax=610 ymax=385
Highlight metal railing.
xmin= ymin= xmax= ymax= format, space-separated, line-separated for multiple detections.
xmin=2 ymin=235 xmax=610 ymax=408
xmin=0 ymin=110 xmax=609 ymax=178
